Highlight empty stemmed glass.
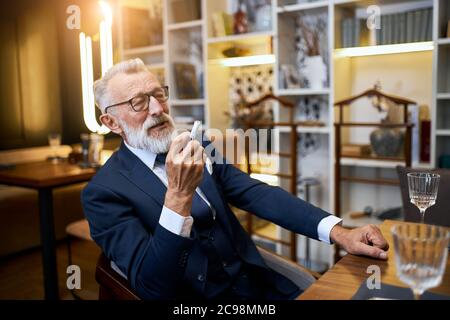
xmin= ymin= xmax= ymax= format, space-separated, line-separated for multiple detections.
xmin=407 ymin=172 xmax=440 ymax=223
xmin=392 ymin=224 xmax=450 ymax=300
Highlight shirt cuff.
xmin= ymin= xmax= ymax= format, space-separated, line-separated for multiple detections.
xmin=159 ymin=206 xmax=194 ymax=238
xmin=317 ymin=215 xmax=343 ymax=244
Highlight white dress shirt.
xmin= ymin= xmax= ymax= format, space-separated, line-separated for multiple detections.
xmin=124 ymin=143 xmax=342 ymax=244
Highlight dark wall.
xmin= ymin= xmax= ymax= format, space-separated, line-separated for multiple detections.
xmin=0 ymin=0 xmax=63 ymax=149
xmin=0 ymin=0 xmax=117 ymax=150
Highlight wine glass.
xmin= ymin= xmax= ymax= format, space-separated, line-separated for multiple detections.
xmin=407 ymin=172 xmax=440 ymax=223
xmin=391 ymin=224 xmax=450 ymax=300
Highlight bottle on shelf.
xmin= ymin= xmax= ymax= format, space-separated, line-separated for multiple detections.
xmin=233 ymin=0 xmax=249 ymax=35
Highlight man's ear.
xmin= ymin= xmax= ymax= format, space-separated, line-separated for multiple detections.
xmin=99 ymin=113 xmax=123 ymax=135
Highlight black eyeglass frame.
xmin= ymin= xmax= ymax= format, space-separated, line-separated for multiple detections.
xmin=103 ymin=86 xmax=169 ymax=114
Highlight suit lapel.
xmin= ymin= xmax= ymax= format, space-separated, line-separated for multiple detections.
xmin=118 ymin=143 xmax=166 ymax=207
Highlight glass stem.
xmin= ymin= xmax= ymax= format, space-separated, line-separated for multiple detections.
xmin=420 ymin=208 xmax=426 ymax=224
xmin=413 ymin=289 xmax=422 ymax=300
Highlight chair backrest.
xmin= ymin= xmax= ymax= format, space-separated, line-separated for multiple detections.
xmin=95 ymin=253 xmax=140 ymax=300
xmin=257 ymin=246 xmax=316 ymax=291
xmin=396 ymin=166 xmax=450 ymax=227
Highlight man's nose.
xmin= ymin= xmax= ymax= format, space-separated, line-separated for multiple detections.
xmin=148 ymin=96 xmax=164 ymax=116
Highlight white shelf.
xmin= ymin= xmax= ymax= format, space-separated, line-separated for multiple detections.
xmin=437 ymin=38 xmax=450 ymax=46
xmin=334 ymin=42 xmax=434 ymax=58
xmin=277 ymin=1 xmax=329 ymax=13
xmin=436 ymin=129 xmax=450 ymax=136
xmin=333 ymin=0 xmax=359 ymax=5
xmin=123 ymin=45 xmax=164 ymax=56
xmin=277 ymin=88 xmax=330 ymax=96
xmin=278 ymin=126 xmax=330 ymax=134
xmin=340 ymin=157 xmax=404 ymax=168
xmin=167 ymin=20 xmax=203 ymax=31
xmin=437 ymin=93 xmax=450 ymax=99
xmin=171 ymin=99 xmax=205 ymax=106
xmin=207 ymin=31 xmax=275 ymax=44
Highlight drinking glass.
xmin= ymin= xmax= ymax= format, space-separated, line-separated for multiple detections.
xmin=407 ymin=172 xmax=440 ymax=223
xmin=392 ymin=224 xmax=450 ymax=300
xmin=48 ymin=133 xmax=61 ymax=163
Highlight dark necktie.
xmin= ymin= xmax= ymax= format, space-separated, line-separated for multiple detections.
xmin=155 ymin=153 xmax=213 ymax=226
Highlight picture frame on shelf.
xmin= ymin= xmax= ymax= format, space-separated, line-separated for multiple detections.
xmin=170 ymin=0 xmax=201 ymax=23
xmin=122 ymin=4 xmax=163 ymax=48
xmin=173 ymin=63 xmax=201 ymax=99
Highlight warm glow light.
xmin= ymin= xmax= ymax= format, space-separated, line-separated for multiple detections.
xmin=334 ymin=41 xmax=434 ymax=58
xmin=78 ymin=1 xmax=113 ymax=134
xmin=79 ymin=33 xmax=111 ymax=134
xmin=98 ymin=0 xmax=113 ymax=26
xmin=220 ymin=54 xmax=276 ymax=67
xmin=99 ymin=0 xmax=113 ymax=75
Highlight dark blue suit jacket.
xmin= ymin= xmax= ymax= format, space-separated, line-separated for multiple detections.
xmin=82 ymin=141 xmax=331 ymax=299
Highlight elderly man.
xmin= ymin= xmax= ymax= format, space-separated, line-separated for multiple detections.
xmin=82 ymin=58 xmax=389 ymax=300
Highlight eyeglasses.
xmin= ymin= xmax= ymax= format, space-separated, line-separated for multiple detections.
xmin=104 ymin=86 xmax=169 ymax=113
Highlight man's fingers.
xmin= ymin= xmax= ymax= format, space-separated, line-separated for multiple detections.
xmin=354 ymin=242 xmax=388 ymax=260
xmin=366 ymin=225 xmax=389 ymax=251
xmin=169 ymin=132 xmax=191 ymax=156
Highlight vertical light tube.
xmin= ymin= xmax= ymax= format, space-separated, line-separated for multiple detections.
xmin=85 ymin=36 xmax=100 ymax=133
xmin=80 ymin=32 xmax=97 ymax=133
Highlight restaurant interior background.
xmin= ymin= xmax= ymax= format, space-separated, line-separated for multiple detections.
xmin=0 ymin=0 xmax=449 ymax=300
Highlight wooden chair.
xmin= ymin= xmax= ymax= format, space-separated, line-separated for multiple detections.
xmin=95 ymin=246 xmax=317 ymax=300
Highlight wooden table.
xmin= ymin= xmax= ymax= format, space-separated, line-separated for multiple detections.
xmin=0 ymin=161 xmax=96 ymax=300
xmin=299 ymin=219 xmax=450 ymax=300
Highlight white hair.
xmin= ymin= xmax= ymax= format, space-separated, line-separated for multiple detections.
xmin=93 ymin=58 xmax=149 ymax=113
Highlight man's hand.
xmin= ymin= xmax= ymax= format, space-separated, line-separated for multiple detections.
xmin=330 ymin=224 xmax=389 ymax=260
xmin=164 ymin=132 xmax=205 ymax=217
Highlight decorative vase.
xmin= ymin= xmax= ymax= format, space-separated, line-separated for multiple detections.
xmin=253 ymin=4 xmax=272 ymax=32
xmin=370 ymin=128 xmax=404 ymax=157
xmin=302 ymin=55 xmax=326 ymax=89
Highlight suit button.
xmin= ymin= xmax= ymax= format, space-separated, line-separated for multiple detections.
xmin=197 ymin=274 xmax=205 ymax=282
xmin=222 ymin=261 xmax=228 ymax=267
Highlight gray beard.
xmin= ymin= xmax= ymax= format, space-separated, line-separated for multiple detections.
xmin=119 ymin=115 xmax=175 ymax=153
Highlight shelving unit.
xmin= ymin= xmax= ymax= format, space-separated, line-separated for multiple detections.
xmin=433 ymin=0 xmax=450 ymax=168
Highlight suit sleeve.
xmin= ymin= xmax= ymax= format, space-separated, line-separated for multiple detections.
xmin=82 ymin=181 xmax=194 ymax=299
xmin=212 ymin=156 xmax=331 ymax=240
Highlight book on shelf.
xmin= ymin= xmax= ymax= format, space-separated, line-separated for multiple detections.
xmin=211 ymin=12 xmax=233 ymax=38
xmin=413 ymin=10 xmax=422 ymax=42
xmin=426 ymin=8 xmax=433 ymax=41
xmin=406 ymin=10 xmax=414 ymax=43
xmin=341 ymin=144 xmax=372 ymax=157
xmin=420 ymin=120 xmax=431 ymax=163
xmin=420 ymin=8 xmax=428 ymax=42
xmin=398 ymin=12 xmax=406 ymax=43
xmin=341 ymin=18 xmax=360 ymax=48
xmin=173 ymin=62 xmax=201 ymax=100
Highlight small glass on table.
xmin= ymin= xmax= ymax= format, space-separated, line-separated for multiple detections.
xmin=392 ymin=224 xmax=450 ymax=300
xmin=407 ymin=172 xmax=440 ymax=223
xmin=47 ymin=133 xmax=62 ymax=163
